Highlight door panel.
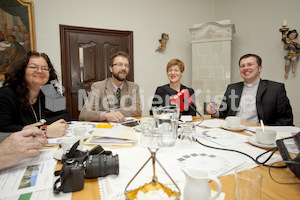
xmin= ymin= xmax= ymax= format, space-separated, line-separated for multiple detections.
xmin=60 ymin=25 xmax=134 ymax=120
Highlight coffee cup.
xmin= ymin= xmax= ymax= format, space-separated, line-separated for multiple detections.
xmin=73 ymin=126 xmax=86 ymax=139
xmin=226 ymin=116 xmax=241 ymax=128
xmin=255 ymin=128 xmax=277 ymax=145
xmin=61 ymin=136 xmax=83 ymax=154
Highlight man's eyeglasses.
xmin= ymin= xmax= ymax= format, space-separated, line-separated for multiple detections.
xmin=112 ymin=62 xmax=129 ymax=68
xmin=27 ymin=64 xmax=51 ymax=72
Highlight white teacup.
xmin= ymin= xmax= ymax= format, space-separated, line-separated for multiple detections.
xmin=73 ymin=126 xmax=86 ymax=138
xmin=61 ymin=136 xmax=83 ymax=154
xmin=226 ymin=116 xmax=241 ymax=128
xmin=255 ymin=128 xmax=277 ymax=145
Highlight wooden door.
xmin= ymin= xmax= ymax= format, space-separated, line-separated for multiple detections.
xmin=60 ymin=25 xmax=134 ymax=120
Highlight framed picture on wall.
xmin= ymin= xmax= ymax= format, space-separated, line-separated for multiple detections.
xmin=0 ymin=0 xmax=36 ymax=80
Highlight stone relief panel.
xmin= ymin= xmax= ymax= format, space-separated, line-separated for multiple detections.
xmin=190 ymin=22 xmax=235 ymax=42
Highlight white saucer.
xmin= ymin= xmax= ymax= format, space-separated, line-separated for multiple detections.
xmin=247 ymin=136 xmax=277 ymax=148
xmin=221 ymin=124 xmax=247 ymax=132
xmin=53 ymin=149 xmax=63 ymax=160
xmin=69 ymin=122 xmax=97 ymax=132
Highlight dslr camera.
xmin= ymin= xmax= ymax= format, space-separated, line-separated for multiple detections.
xmin=53 ymin=141 xmax=119 ymax=194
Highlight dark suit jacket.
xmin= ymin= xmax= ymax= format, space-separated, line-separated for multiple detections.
xmin=150 ymin=84 xmax=197 ymax=116
xmin=218 ymin=79 xmax=294 ymax=126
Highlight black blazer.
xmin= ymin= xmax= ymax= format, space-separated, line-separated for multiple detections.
xmin=0 ymin=85 xmax=72 ymax=132
xmin=150 ymin=84 xmax=197 ymax=116
xmin=218 ymin=79 xmax=293 ymax=126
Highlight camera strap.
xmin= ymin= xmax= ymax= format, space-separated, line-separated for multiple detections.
xmin=88 ymin=145 xmax=113 ymax=155
xmin=53 ymin=167 xmax=72 ymax=194
xmin=66 ymin=140 xmax=80 ymax=158
xmin=89 ymin=145 xmax=105 ymax=155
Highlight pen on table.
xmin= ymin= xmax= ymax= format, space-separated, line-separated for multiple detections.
xmin=244 ymin=128 xmax=256 ymax=134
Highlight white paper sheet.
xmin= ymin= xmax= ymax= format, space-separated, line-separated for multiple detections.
xmin=195 ymin=127 xmax=248 ymax=146
xmin=192 ymin=119 xmax=226 ymax=128
xmin=0 ymin=149 xmax=57 ymax=199
xmin=180 ymin=115 xmax=193 ymax=123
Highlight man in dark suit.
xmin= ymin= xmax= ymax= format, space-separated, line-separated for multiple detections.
xmin=206 ymin=54 xmax=293 ymax=126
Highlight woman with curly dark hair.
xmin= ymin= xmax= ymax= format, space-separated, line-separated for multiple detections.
xmin=0 ymin=51 xmax=72 ymax=137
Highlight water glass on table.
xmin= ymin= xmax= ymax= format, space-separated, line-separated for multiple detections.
xmin=179 ymin=123 xmax=196 ymax=148
xmin=235 ymin=169 xmax=262 ymax=200
xmin=140 ymin=117 xmax=156 ymax=148
xmin=152 ymin=105 xmax=180 ymax=147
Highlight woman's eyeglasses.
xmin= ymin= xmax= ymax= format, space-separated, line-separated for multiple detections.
xmin=27 ymin=64 xmax=51 ymax=72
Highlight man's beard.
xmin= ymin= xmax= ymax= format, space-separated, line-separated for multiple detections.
xmin=112 ymin=70 xmax=127 ymax=81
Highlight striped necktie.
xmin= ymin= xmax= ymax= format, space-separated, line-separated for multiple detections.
xmin=115 ymin=87 xmax=121 ymax=108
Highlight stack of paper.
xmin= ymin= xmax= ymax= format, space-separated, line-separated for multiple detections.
xmin=85 ymin=124 xmax=138 ymax=147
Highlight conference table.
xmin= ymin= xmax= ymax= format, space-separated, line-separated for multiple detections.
xmin=52 ymin=118 xmax=299 ymax=200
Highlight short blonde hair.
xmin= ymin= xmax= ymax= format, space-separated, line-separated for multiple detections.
xmin=166 ymin=59 xmax=184 ymax=72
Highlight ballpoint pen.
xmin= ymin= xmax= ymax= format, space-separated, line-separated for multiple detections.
xmin=212 ymin=102 xmax=215 ymax=112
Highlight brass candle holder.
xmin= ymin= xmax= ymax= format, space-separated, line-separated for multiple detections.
xmin=124 ymin=148 xmax=180 ymax=200
xmin=279 ymin=20 xmax=289 ymax=39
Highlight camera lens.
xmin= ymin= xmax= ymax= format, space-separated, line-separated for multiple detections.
xmin=85 ymin=154 xmax=119 ymax=178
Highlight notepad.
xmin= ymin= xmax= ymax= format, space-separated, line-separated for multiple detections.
xmin=85 ymin=125 xmax=138 ymax=147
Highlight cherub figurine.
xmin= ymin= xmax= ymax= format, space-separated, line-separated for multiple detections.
xmin=282 ymin=29 xmax=300 ymax=78
xmin=155 ymin=33 xmax=169 ymax=52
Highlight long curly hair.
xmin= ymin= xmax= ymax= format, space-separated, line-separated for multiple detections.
xmin=3 ymin=51 xmax=58 ymax=112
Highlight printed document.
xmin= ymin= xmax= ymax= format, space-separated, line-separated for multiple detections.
xmin=0 ymin=148 xmax=57 ymax=199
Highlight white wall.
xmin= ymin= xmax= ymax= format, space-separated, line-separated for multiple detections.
xmin=32 ymin=0 xmax=300 ymax=126
xmin=32 ymin=0 xmax=215 ymax=114
xmin=215 ymin=0 xmax=300 ymax=126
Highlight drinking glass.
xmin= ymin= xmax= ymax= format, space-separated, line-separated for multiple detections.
xmin=179 ymin=123 xmax=196 ymax=148
xmin=152 ymin=105 xmax=180 ymax=147
xmin=140 ymin=117 xmax=155 ymax=148
xmin=235 ymin=169 xmax=262 ymax=200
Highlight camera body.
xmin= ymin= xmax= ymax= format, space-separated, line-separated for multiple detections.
xmin=61 ymin=159 xmax=85 ymax=193
xmin=54 ymin=143 xmax=119 ymax=194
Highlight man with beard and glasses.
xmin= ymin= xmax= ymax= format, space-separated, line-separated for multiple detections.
xmin=79 ymin=51 xmax=141 ymax=122
xmin=206 ymin=53 xmax=293 ymax=126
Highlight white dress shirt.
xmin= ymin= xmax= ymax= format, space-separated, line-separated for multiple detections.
xmin=235 ymin=79 xmax=260 ymax=124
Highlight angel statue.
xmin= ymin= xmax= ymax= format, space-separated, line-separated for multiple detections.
xmin=282 ymin=29 xmax=300 ymax=78
xmin=155 ymin=33 xmax=169 ymax=52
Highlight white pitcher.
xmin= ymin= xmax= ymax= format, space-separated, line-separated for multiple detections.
xmin=182 ymin=168 xmax=222 ymax=200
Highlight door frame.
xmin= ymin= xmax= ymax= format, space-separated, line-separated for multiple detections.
xmin=59 ymin=24 xmax=134 ymax=119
